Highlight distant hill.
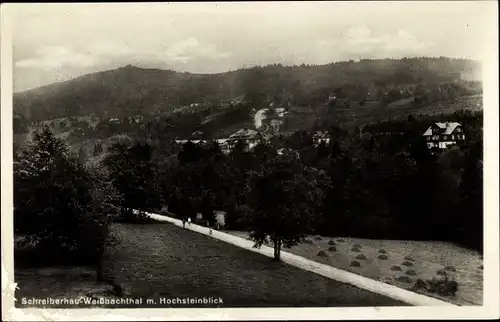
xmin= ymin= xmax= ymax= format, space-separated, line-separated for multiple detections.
xmin=14 ymin=57 xmax=482 ymax=122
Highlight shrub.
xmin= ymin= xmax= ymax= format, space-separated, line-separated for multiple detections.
xmin=404 ymin=255 xmax=415 ymax=261
xmin=317 ymin=250 xmax=328 ymax=257
xmin=378 ymin=249 xmax=387 ymax=254
xmin=303 ymin=238 xmax=314 ymax=244
xmin=390 ymin=265 xmax=401 ymax=271
xmin=405 ymin=269 xmax=417 ymax=276
xmin=117 ymin=209 xmax=162 ymax=224
xmin=328 ymin=240 xmax=336 ymax=245
xmin=352 ymin=243 xmax=362 ymax=248
xmin=355 ymin=254 xmax=367 ymax=260
xmin=436 ymin=269 xmax=447 ymax=276
xmin=328 ymin=246 xmax=337 ymax=252
xmin=350 ymin=260 xmax=361 ymax=267
xmin=351 ymin=247 xmax=361 ymax=252
xmin=425 ymin=277 xmax=459 ymax=296
xmin=401 ymin=260 xmax=413 ymax=267
xmin=397 ymin=275 xmax=412 ymax=283
xmin=336 ymin=238 xmax=345 ymax=243
xmin=314 ymin=235 xmax=322 ymax=240
xmin=378 ymin=254 xmax=389 ymax=260
xmin=413 ymin=278 xmax=427 ymax=290
xmin=444 ymin=265 xmax=457 ymax=272
xmin=382 ymin=277 xmax=394 ymax=285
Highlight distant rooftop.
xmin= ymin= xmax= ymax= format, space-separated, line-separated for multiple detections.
xmin=229 ymin=128 xmax=260 ymax=139
xmin=423 ymin=122 xmax=462 ymax=136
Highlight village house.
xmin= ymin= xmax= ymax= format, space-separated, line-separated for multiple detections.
xmin=277 ymin=148 xmax=300 ymax=159
xmin=191 ymin=130 xmax=204 ymax=138
xmin=227 ymin=128 xmax=263 ymax=151
xmin=214 ymin=138 xmax=232 ymax=154
xmin=229 ymin=128 xmax=263 ymax=141
xmin=173 ymin=139 xmax=208 ymax=147
xmin=174 ymin=128 xmax=264 ymax=155
xmin=422 ymin=122 xmax=465 ymax=150
xmin=312 ymin=131 xmax=330 ymax=147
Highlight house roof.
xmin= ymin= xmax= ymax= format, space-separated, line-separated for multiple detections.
xmin=423 ymin=122 xmax=462 ymax=136
xmin=313 ymin=131 xmax=329 ymax=138
xmin=174 ymin=139 xmax=206 ymax=145
xmin=229 ymin=128 xmax=260 ymax=139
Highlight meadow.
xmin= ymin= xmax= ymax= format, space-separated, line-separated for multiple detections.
xmin=15 ymin=223 xmax=408 ymax=308
xmin=228 ymin=231 xmax=483 ymax=306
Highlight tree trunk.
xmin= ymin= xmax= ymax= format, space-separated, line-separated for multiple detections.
xmin=273 ymin=240 xmax=278 ymax=260
xmin=277 ymin=238 xmax=282 ymax=260
xmin=273 ymin=238 xmax=282 ymax=261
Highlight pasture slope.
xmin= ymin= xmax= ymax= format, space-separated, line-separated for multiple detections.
xmin=143 ymin=212 xmax=454 ymax=307
xmin=228 ymin=232 xmax=483 ymax=306
xmin=98 ymin=222 xmax=409 ymax=307
xmin=15 ymin=220 xmax=407 ymax=308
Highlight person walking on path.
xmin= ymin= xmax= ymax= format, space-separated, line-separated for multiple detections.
xmin=182 ymin=217 xmax=186 ymax=228
xmin=188 ymin=217 xmax=192 ymax=226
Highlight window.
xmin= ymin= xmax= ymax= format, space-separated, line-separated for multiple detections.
xmin=443 ymin=135 xmax=448 ymax=140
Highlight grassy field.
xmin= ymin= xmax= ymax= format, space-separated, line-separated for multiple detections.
xmin=15 ymin=222 xmax=408 ymax=308
xmin=15 ymin=266 xmax=120 ymax=307
xmin=227 ymin=231 xmax=483 ymax=306
xmin=278 ymin=94 xmax=483 ymax=132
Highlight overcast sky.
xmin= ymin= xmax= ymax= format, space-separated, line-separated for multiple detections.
xmin=9 ymin=1 xmax=496 ymax=92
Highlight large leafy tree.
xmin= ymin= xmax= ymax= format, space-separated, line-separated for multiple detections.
xmin=14 ymin=126 xmax=121 ymax=266
xmin=247 ymin=155 xmax=331 ymax=260
xmin=104 ymin=141 xmax=162 ymax=214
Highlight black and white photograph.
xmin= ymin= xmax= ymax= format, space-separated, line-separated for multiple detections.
xmin=1 ymin=1 xmax=498 ymax=320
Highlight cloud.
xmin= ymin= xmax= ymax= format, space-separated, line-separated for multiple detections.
xmin=315 ymin=26 xmax=432 ymax=62
xmin=162 ymin=37 xmax=232 ymax=63
xmin=383 ymin=30 xmax=428 ymax=52
xmin=15 ymin=38 xmax=232 ymax=72
xmin=86 ymin=41 xmax=135 ymax=57
xmin=15 ymin=45 xmax=98 ymax=69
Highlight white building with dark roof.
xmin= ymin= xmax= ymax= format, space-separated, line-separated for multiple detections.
xmin=423 ymin=122 xmax=465 ymax=150
xmin=313 ymin=131 xmax=330 ymax=147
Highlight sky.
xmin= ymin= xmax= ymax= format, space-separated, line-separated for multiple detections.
xmin=8 ymin=1 xmax=497 ymax=92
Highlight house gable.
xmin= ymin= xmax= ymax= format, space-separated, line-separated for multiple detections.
xmin=423 ymin=122 xmax=465 ymax=151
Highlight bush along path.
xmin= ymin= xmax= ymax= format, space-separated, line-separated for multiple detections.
xmin=142 ymin=211 xmax=455 ymax=307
